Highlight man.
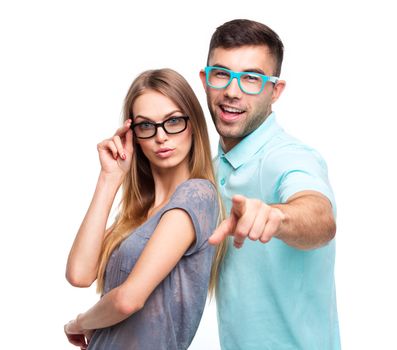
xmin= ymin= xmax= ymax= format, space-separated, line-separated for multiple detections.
xmin=200 ymin=19 xmax=340 ymax=349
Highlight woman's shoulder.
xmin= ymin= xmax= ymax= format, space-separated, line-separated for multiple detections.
xmin=172 ymin=179 xmax=217 ymax=202
xmin=175 ymin=178 xmax=216 ymax=192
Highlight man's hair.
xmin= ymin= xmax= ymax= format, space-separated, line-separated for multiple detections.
xmin=207 ymin=19 xmax=284 ymax=76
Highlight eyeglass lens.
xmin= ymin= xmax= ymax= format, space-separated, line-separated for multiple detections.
xmin=133 ymin=117 xmax=188 ymax=139
xmin=207 ymin=68 xmax=266 ymax=94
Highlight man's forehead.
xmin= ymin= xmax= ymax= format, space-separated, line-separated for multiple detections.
xmin=208 ymin=45 xmax=275 ymax=71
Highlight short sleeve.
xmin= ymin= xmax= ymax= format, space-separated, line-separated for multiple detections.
xmin=270 ymin=145 xmax=336 ymax=215
xmin=161 ymin=179 xmax=219 ymax=256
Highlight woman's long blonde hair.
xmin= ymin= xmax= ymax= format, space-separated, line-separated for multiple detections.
xmin=96 ymin=68 xmax=226 ymax=295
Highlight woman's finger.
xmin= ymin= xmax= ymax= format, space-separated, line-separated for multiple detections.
xmin=66 ymin=333 xmax=86 ymax=347
xmin=98 ymin=140 xmax=118 ymax=160
xmin=114 ymin=118 xmax=132 ymax=137
xmin=112 ymin=135 xmax=126 ymax=160
xmin=124 ymin=129 xmax=134 ymax=154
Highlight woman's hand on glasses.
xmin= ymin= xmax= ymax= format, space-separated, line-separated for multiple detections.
xmin=97 ymin=119 xmax=134 ymax=179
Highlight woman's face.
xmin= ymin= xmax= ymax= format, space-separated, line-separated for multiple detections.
xmin=132 ymin=90 xmax=193 ymax=174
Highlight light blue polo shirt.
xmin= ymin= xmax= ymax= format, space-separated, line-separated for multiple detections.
xmin=215 ymin=113 xmax=340 ymax=350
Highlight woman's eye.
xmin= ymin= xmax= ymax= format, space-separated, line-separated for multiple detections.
xmin=139 ymin=122 xmax=154 ymax=130
xmin=167 ymin=118 xmax=181 ymax=125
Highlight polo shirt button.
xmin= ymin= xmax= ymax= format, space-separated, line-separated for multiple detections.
xmin=220 ymin=178 xmax=226 ymax=186
xmin=222 ymin=157 xmax=228 ymax=163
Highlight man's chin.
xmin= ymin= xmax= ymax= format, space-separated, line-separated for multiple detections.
xmin=215 ymin=123 xmax=245 ymax=140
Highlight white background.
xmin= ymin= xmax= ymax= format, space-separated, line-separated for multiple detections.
xmin=1 ymin=0 xmax=396 ymax=349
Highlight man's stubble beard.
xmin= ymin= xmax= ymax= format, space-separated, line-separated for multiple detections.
xmin=208 ymin=101 xmax=270 ymax=140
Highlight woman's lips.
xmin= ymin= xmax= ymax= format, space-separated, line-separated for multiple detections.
xmin=155 ymin=148 xmax=175 ymax=158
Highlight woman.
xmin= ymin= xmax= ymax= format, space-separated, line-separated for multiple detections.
xmin=64 ymin=68 xmax=222 ymax=350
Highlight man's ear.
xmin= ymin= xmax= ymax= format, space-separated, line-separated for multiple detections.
xmin=271 ymin=80 xmax=286 ymax=104
xmin=199 ymin=70 xmax=207 ymax=90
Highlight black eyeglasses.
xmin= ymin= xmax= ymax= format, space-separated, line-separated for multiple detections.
xmin=131 ymin=116 xmax=190 ymax=139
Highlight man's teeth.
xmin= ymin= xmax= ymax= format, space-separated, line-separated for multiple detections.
xmin=222 ymin=106 xmax=243 ymax=113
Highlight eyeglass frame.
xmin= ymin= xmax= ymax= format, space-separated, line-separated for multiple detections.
xmin=204 ymin=66 xmax=279 ymax=95
xmin=130 ymin=116 xmax=190 ymax=139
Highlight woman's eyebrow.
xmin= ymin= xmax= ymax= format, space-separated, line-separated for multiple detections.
xmin=134 ymin=110 xmax=183 ymax=122
xmin=134 ymin=115 xmax=153 ymax=122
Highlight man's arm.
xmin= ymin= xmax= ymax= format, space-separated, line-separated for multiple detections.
xmin=272 ymin=190 xmax=336 ymax=249
xmin=209 ymin=190 xmax=336 ymax=250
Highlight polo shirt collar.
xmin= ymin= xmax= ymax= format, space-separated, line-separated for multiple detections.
xmin=218 ymin=112 xmax=280 ymax=169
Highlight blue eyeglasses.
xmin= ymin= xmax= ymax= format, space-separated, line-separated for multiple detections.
xmin=204 ymin=66 xmax=279 ymax=95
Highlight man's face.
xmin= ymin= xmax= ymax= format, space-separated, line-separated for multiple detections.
xmin=200 ymin=45 xmax=285 ymax=152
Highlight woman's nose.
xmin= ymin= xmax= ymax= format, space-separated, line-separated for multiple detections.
xmin=155 ymin=126 xmax=169 ymax=143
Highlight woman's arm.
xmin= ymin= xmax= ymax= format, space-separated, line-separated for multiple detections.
xmin=65 ymin=208 xmax=195 ymax=333
xmin=65 ymin=172 xmax=123 ymax=287
xmin=65 ymin=120 xmax=133 ymax=287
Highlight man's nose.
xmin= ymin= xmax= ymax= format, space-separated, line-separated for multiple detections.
xmin=224 ymin=77 xmax=242 ymax=99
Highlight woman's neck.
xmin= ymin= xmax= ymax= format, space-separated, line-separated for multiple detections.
xmin=150 ymin=163 xmax=190 ymax=209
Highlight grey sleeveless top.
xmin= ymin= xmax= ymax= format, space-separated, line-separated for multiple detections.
xmin=87 ymin=179 xmax=219 ymax=350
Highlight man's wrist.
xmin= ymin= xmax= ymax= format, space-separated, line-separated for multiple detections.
xmin=269 ymin=205 xmax=287 ymax=239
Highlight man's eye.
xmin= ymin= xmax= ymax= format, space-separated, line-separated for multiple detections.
xmin=216 ymin=71 xmax=229 ymax=78
xmin=243 ymin=74 xmax=260 ymax=82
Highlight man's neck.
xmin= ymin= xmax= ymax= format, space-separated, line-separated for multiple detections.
xmin=220 ymin=136 xmax=243 ymax=153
